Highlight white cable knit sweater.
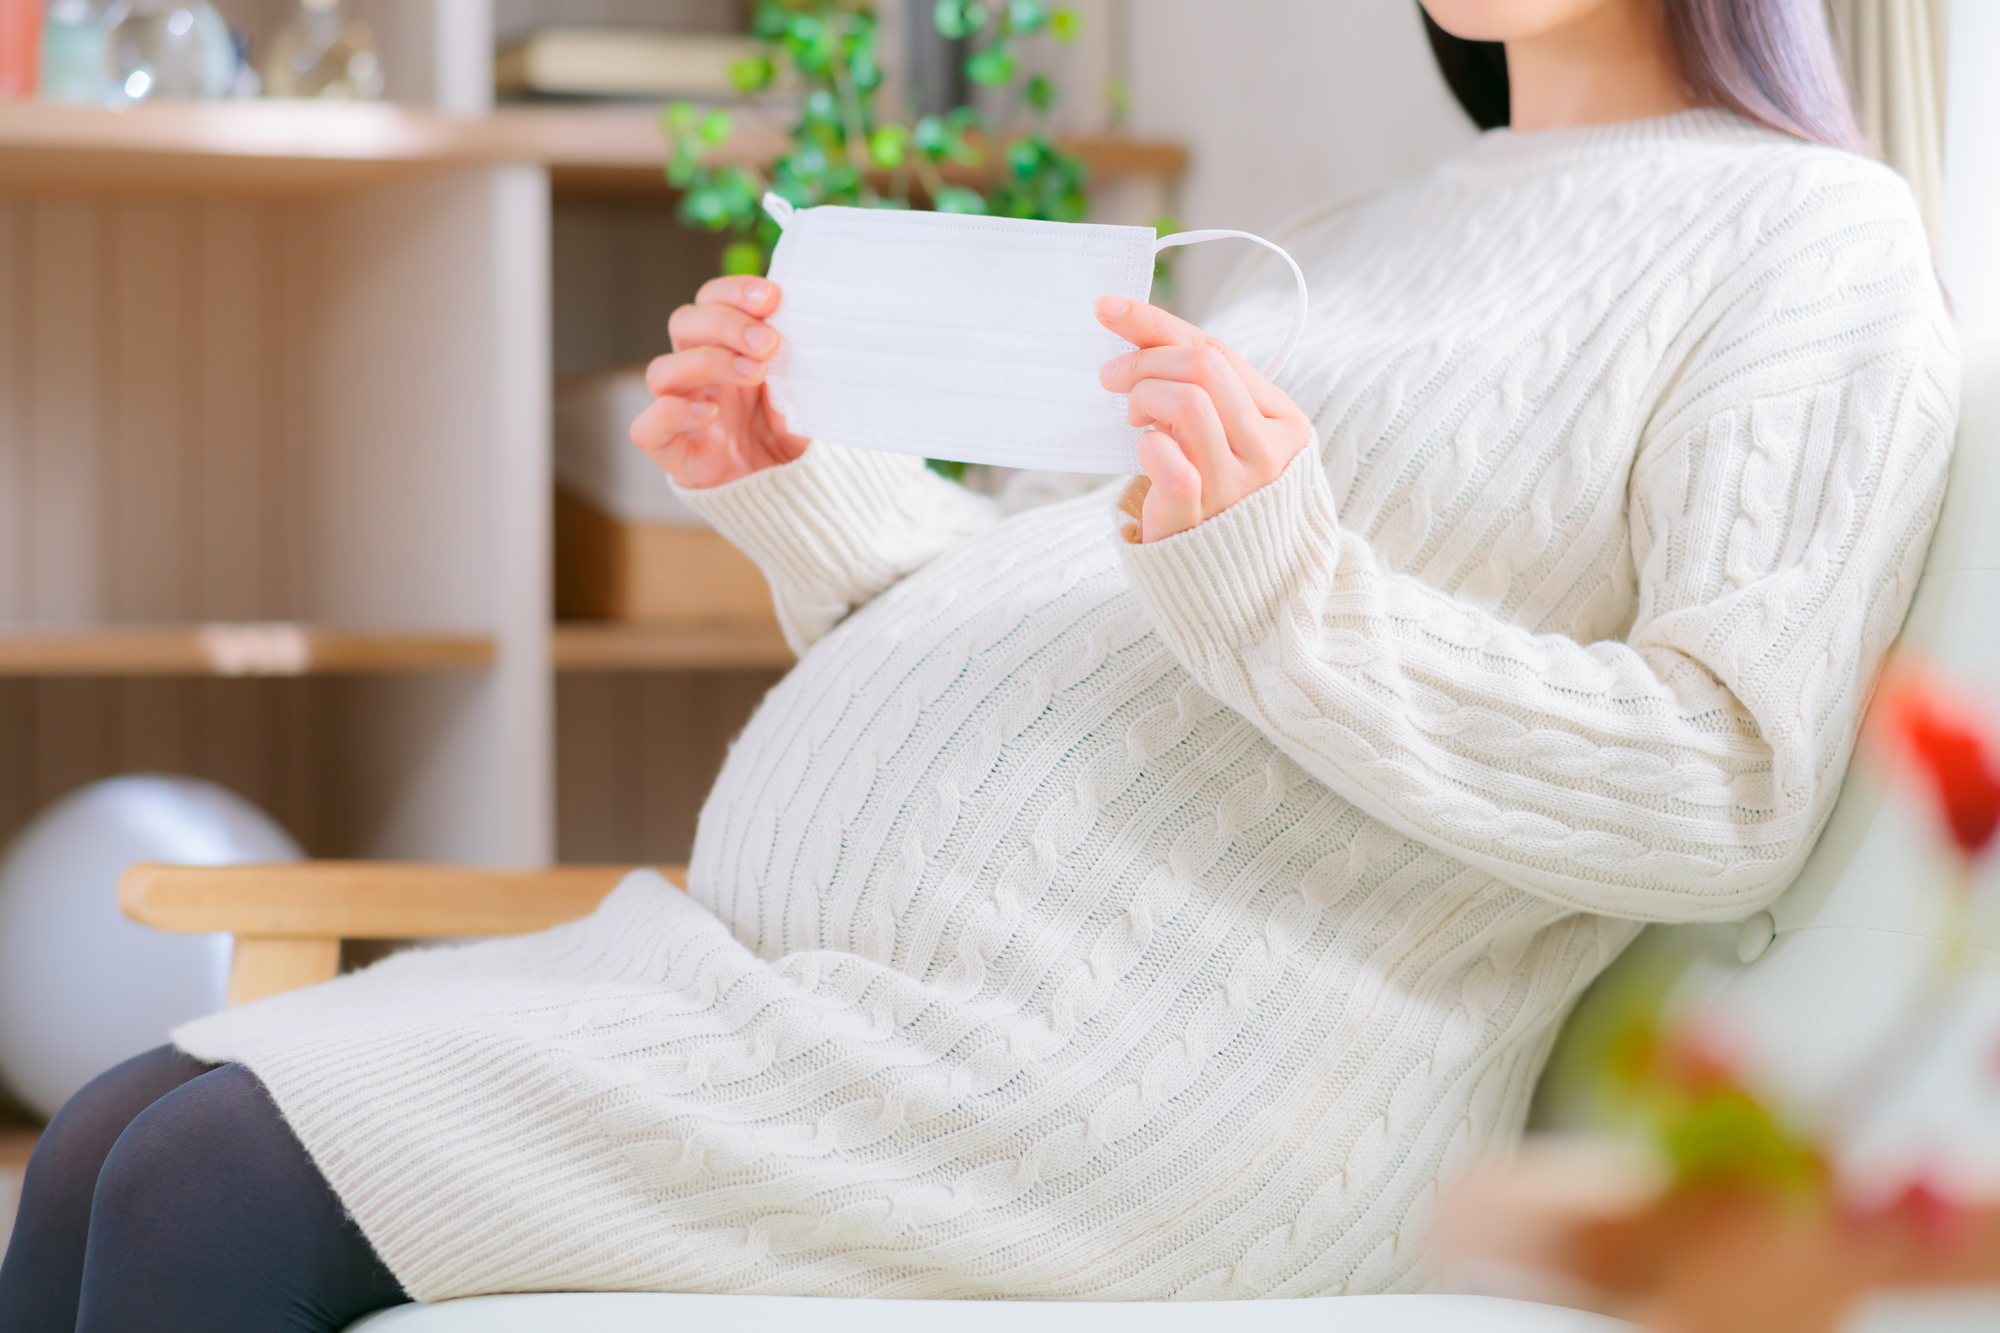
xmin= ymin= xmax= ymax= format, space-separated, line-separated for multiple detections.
xmin=176 ymin=110 xmax=1956 ymax=1302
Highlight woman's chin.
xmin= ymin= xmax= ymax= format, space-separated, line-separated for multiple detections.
xmin=1419 ymin=0 xmax=1613 ymax=44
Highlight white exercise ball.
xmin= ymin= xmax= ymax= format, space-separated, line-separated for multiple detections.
xmin=0 ymin=775 xmax=303 ymax=1119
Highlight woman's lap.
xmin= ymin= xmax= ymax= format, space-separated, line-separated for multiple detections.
xmin=0 ymin=1045 xmax=210 ymax=1328
xmin=0 ymin=1045 xmax=409 ymax=1333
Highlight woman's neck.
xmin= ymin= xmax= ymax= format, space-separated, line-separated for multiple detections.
xmin=1505 ymin=2 xmax=1693 ymax=132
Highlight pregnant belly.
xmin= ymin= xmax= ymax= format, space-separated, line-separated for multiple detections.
xmin=683 ymin=497 xmax=1332 ymax=991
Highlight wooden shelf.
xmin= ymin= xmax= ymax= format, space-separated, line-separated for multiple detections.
xmin=552 ymin=622 xmax=794 ymax=672
xmin=0 ymin=101 xmax=1184 ymax=199
xmin=0 ymin=625 xmax=495 ymax=678
xmin=0 ymin=101 xmax=735 ymax=196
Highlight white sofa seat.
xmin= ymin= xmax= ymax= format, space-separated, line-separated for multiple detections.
xmin=350 ymin=1292 xmax=1631 ymax=1333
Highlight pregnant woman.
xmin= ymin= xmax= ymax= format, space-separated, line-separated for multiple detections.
xmin=0 ymin=0 xmax=1957 ymax=1327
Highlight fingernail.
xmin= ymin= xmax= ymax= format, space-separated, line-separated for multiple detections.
xmin=735 ymin=356 xmax=765 ymax=378
xmin=745 ymin=325 xmax=776 ymax=353
xmin=690 ymin=401 xmax=719 ymax=420
xmin=1096 ymin=295 xmax=1130 ymax=322
xmin=745 ymin=280 xmax=770 ymax=304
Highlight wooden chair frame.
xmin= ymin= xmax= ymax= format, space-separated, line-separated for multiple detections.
xmin=118 ymin=862 xmax=687 ymax=1005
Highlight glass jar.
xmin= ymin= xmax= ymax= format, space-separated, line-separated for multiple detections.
xmin=107 ymin=1 xmax=236 ymax=103
xmin=262 ymin=0 xmax=382 ymax=101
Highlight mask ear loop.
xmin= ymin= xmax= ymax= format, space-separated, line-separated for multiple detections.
xmin=763 ymin=193 xmax=796 ymax=230
xmin=1152 ymin=230 xmax=1309 ymax=381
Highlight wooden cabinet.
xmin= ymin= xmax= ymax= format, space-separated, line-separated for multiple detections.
xmin=0 ymin=91 xmax=1182 ymax=870
xmin=0 ymin=104 xmax=553 ymax=864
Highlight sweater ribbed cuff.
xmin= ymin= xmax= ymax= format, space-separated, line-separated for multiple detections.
xmin=671 ymin=441 xmax=932 ymax=604
xmin=1119 ymin=443 xmax=1342 ymax=664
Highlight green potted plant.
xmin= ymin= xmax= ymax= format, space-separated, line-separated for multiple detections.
xmin=660 ymin=0 xmax=1091 ymax=281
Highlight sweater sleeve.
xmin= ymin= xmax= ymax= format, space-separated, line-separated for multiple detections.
xmin=674 ymin=441 xmax=999 ymax=654
xmin=1119 ymin=196 xmax=1957 ymax=923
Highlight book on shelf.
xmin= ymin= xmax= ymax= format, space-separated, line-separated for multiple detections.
xmin=495 ymin=27 xmax=760 ymax=101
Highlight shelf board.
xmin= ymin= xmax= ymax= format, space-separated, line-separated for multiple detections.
xmin=553 ymin=622 xmax=795 ymax=672
xmin=0 ymin=101 xmax=734 ymax=197
xmin=0 ymin=102 xmax=1184 ymax=199
xmin=0 ymin=624 xmax=495 ymax=678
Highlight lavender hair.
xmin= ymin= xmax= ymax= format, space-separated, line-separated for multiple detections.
xmin=1421 ymin=0 xmax=1868 ymax=153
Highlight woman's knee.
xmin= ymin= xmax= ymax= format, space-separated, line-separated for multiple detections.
xmin=25 ymin=1045 xmax=210 ymax=1199
xmin=79 ymin=1065 xmax=407 ymax=1330
xmin=88 ymin=1063 xmax=294 ymax=1223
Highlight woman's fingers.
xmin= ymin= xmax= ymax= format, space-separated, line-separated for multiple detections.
xmin=668 ymin=301 xmax=781 ymax=359
xmin=1094 ymin=295 xmax=1202 ymax=349
xmin=1101 ymin=344 xmax=1267 ymax=459
xmin=644 ymin=345 xmax=770 ymax=397
xmin=694 ymin=274 xmax=782 ymax=319
xmin=1094 ymin=295 xmax=1297 ymax=420
xmin=1135 ymin=430 xmax=1203 ymax=541
xmin=628 ymin=394 xmax=720 ymax=455
xmin=630 ymin=279 xmax=806 ymax=490
xmin=1127 ymin=378 xmax=1233 ymax=480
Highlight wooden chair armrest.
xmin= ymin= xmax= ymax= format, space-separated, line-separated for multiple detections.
xmin=118 ymin=862 xmax=688 ymax=1007
xmin=119 ymin=861 xmax=685 ymax=939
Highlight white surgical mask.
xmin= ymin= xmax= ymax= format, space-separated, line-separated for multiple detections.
xmin=760 ymin=193 xmax=1308 ymax=474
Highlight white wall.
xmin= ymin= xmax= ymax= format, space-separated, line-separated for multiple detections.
xmin=1122 ymin=0 xmax=1478 ymax=317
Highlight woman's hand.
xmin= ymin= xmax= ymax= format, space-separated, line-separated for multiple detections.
xmin=629 ymin=275 xmax=810 ymax=489
xmin=1095 ymin=296 xmax=1314 ymax=543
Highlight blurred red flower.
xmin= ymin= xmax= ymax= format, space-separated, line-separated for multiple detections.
xmin=1892 ymin=683 xmax=2000 ymax=858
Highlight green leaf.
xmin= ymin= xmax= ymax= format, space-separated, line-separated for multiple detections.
xmin=1006 ymin=0 xmax=1048 ymax=34
xmin=946 ymin=130 xmax=985 ymax=167
xmin=717 ymin=163 xmax=760 ymax=203
xmin=1026 ymin=74 xmax=1055 ymax=113
xmin=966 ymin=44 xmax=1017 ymax=87
xmin=933 ymin=186 xmax=989 ymax=214
xmin=913 ymin=115 xmax=949 ymax=157
xmin=1105 ymin=75 xmax=1131 ymax=127
xmin=1051 ymin=7 xmax=1082 ymax=42
xmin=788 ymin=143 xmax=830 ymax=178
xmin=727 ymin=54 xmax=774 ymax=94
xmin=926 ymin=457 xmax=969 ymax=481
xmin=721 ymin=240 xmax=766 ymax=277
xmin=869 ymin=123 xmax=910 ymax=168
xmin=849 ymin=45 xmax=882 ymax=90
xmin=684 ymin=188 xmax=736 ymax=229
xmin=699 ymin=110 xmax=733 ymax=146
xmin=1153 ymin=213 xmax=1182 ymax=285
xmin=665 ymin=154 xmax=700 ymax=188
xmin=804 ymin=88 xmax=839 ymax=124
xmin=662 ymin=101 xmax=699 ymax=135
xmin=933 ymin=0 xmax=989 ymax=41
xmin=785 ymin=13 xmax=837 ymax=73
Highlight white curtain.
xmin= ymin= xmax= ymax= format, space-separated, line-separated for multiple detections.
xmin=1824 ymin=0 xmax=1952 ymax=252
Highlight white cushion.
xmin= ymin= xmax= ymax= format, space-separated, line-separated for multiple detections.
xmin=349 ymin=1292 xmax=1630 ymax=1333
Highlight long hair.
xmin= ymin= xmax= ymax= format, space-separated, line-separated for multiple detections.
xmin=1420 ymin=1 xmax=1867 ymax=153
